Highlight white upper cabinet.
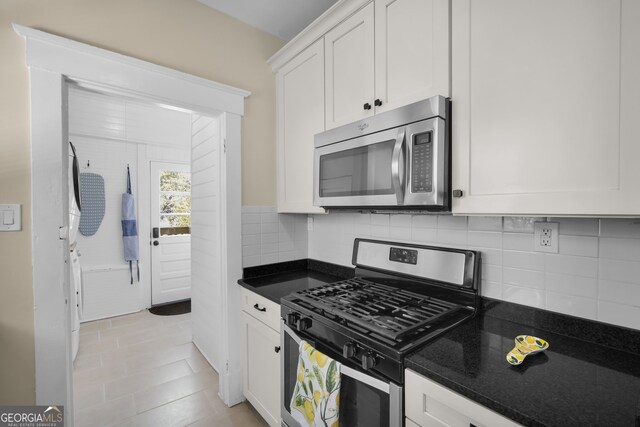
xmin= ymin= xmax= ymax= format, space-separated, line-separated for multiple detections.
xmin=452 ymin=0 xmax=640 ymax=216
xmin=276 ymin=39 xmax=326 ymax=213
xmin=325 ymin=3 xmax=376 ymax=129
xmin=325 ymin=0 xmax=451 ymax=129
xmin=375 ymin=0 xmax=451 ymax=113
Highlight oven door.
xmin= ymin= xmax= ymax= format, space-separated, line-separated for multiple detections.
xmin=314 ymin=127 xmax=406 ymax=207
xmin=281 ymin=323 xmax=402 ymax=427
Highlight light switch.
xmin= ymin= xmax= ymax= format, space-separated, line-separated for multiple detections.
xmin=0 ymin=204 xmax=21 ymax=231
xmin=3 ymin=210 xmax=14 ymax=225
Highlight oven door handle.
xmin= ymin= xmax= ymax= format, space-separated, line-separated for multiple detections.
xmin=391 ymin=129 xmax=406 ymax=205
xmin=281 ymin=322 xmax=391 ymax=394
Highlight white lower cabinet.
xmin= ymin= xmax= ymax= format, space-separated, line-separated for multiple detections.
xmin=242 ymin=292 xmax=281 ymax=426
xmin=405 ymin=370 xmax=522 ymax=427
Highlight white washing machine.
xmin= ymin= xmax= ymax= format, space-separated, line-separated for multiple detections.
xmin=69 ymin=142 xmax=82 ymax=361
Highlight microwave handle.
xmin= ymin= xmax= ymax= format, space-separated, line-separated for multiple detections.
xmin=391 ymin=130 xmax=406 ymax=205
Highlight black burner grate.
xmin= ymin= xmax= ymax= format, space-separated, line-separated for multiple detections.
xmin=294 ymin=278 xmax=460 ymax=341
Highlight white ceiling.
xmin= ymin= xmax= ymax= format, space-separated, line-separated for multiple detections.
xmin=198 ymin=0 xmax=339 ymax=41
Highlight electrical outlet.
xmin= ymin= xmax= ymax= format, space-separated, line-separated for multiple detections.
xmin=534 ymin=222 xmax=558 ymax=253
xmin=307 ymin=216 xmax=314 ymax=232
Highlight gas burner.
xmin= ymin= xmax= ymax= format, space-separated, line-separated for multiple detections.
xmin=293 ymin=278 xmax=461 ymax=341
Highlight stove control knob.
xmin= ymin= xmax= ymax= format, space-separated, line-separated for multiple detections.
xmin=298 ymin=317 xmax=312 ymax=332
xmin=361 ymin=352 xmax=377 ymax=370
xmin=343 ymin=342 xmax=356 ymax=359
xmin=285 ymin=313 xmax=298 ymax=326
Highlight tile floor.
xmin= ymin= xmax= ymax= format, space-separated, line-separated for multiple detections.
xmin=74 ymin=310 xmax=267 ymax=427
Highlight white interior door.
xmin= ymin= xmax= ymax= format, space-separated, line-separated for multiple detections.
xmin=150 ymin=161 xmax=191 ymax=305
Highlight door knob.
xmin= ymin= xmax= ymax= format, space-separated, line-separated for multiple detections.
xmin=363 ymin=102 xmax=372 ymax=110
xmin=153 ymin=240 xmax=159 ymax=246
xmin=374 ymin=99 xmax=382 ymax=107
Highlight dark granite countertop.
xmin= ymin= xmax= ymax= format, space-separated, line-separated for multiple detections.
xmin=237 ymin=259 xmax=354 ymax=304
xmin=406 ymin=299 xmax=640 ymax=427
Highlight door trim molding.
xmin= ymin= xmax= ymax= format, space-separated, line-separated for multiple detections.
xmin=13 ymin=24 xmax=248 ymax=419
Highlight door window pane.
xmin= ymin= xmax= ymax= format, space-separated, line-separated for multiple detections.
xmin=159 ymin=170 xmax=191 ymax=235
xmin=319 ymin=140 xmax=395 ymax=197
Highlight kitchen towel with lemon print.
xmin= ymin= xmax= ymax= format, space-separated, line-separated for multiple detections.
xmin=291 ymin=340 xmax=341 ymax=427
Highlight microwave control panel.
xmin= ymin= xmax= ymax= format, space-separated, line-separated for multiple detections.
xmin=411 ymin=131 xmax=433 ymax=193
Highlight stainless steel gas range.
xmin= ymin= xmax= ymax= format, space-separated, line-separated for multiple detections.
xmin=280 ymin=239 xmax=480 ymax=427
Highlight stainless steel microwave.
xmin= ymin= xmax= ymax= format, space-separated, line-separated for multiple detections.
xmin=313 ymin=96 xmax=450 ymax=211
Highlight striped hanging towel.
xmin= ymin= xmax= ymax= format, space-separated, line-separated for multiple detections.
xmin=121 ymin=166 xmax=139 ymax=284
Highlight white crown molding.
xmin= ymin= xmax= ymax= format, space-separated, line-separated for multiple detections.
xmin=13 ymin=24 xmax=251 ymax=116
xmin=267 ymin=0 xmax=369 ymax=72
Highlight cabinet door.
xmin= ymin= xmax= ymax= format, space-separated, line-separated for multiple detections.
xmin=325 ymin=2 xmax=375 ymax=129
xmin=375 ymin=0 xmax=450 ymax=113
xmin=276 ymin=39 xmax=326 ymax=213
xmin=452 ymin=0 xmax=640 ymax=216
xmin=242 ymin=312 xmax=281 ymax=427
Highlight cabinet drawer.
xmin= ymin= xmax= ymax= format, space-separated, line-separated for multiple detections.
xmin=405 ymin=370 xmax=522 ymax=427
xmin=241 ymin=288 xmax=280 ymax=331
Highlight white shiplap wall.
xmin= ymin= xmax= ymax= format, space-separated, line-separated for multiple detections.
xmin=190 ymin=114 xmax=222 ymax=371
xmin=241 ymin=206 xmax=308 ymax=267
xmin=307 ymin=213 xmax=640 ymax=331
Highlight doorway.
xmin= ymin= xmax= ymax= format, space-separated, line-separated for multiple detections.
xmin=150 ymin=162 xmax=192 ymax=305
xmin=16 ymin=24 xmax=248 ymax=423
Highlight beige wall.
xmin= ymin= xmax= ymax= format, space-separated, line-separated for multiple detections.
xmin=0 ymin=0 xmax=283 ymax=404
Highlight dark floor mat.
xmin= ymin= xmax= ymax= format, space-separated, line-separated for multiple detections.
xmin=149 ymin=300 xmax=191 ymax=316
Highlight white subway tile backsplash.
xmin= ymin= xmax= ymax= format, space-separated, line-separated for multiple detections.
xmin=279 ymin=240 xmax=295 ymax=252
xmin=545 ymin=254 xmax=598 ymax=278
xmin=503 ymin=267 xmax=545 ymax=289
xmin=241 ymin=213 xmax=261 ymax=224
xmin=559 ymin=235 xmax=598 ymax=258
xmin=261 ymin=243 xmax=279 ymax=255
xmin=243 ymin=255 xmax=261 ymax=268
xmin=598 ymin=280 xmax=640 ymax=306
xmin=599 ymin=219 xmax=640 ymax=239
xmin=389 ymin=227 xmax=411 ymax=241
xmin=260 ymin=212 xmax=279 ymax=224
xmin=482 ymin=281 xmax=503 ymax=299
xmin=260 ymin=222 xmax=279 ymax=234
xmin=502 ymin=233 xmax=534 ymax=251
xmin=598 ymin=301 xmax=640 ymax=330
xmin=599 ymin=237 xmax=640 ymax=261
xmin=503 ymin=251 xmax=544 ymax=271
xmin=243 ymin=245 xmax=260 ymax=257
xmin=437 ymin=229 xmax=467 ymax=245
xmin=411 ymin=227 xmax=438 ymax=244
xmin=468 ymin=231 xmax=502 ymax=249
xmin=390 ymin=214 xmax=412 ymax=228
xmin=599 ymin=259 xmax=640 ymax=285
xmin=411 ymin=215 xmax=438 ymax=229
xmin=371 ymin=225 xmax=390 ymax=238
xmin=242 ymin=223 xmax=260 ymax=235
xmin=261 ymin=253 xmax=279 ymax=264
xmin=550 ymin=218 xmax=599 ymax=236
xmin=468 ymin=216 xmax=503 ymax=232
xmin=371 ymin=214 xmax=390 ymax=226
xmin=545 ymin=273 xmax=597 ymax=298
xmin=503 ymin=285 xmax=545 ymax=309
xmin=241 ymin=206 xmax=308 ymax=268
xmin=261 ymin=233 xmax=278 ymax=244
xmin=503 ymin=217 xmax=537 ymax=233
xmin=545 ymin=292 xmax=597 ymax=319
xmin=242 ymin=234 xmax=260 ymax=246
xmin=482 ymin=264 xmax=502 ymax=283
xmin=438 ymin=215 xmax=467 ymax=230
